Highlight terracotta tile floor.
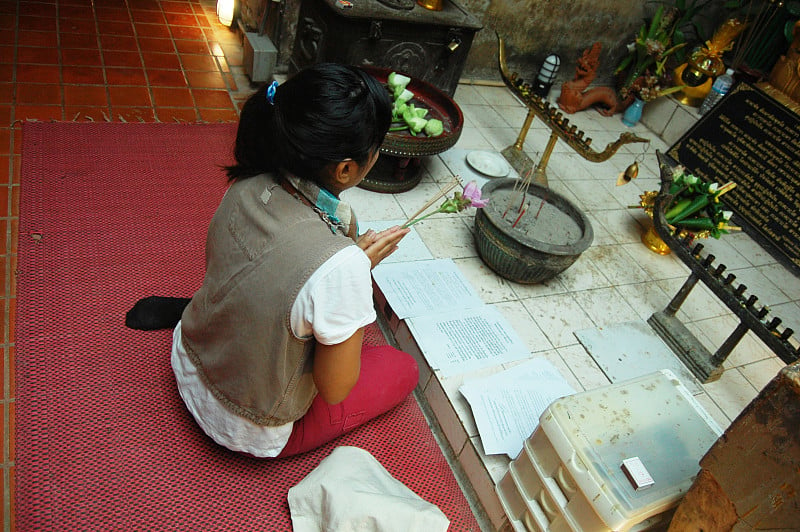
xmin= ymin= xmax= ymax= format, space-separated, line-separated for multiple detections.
xmin=1 ymin=1 xmax=252 ymax=528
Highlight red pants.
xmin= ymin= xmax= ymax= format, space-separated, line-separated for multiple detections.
xmin=276 ymin=344 xmax=418 ymax=458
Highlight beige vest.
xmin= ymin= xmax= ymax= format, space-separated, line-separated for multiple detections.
xmin=181 ymin=174 xmax=353 ymax=426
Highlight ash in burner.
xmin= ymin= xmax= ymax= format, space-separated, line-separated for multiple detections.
xmin=490 ymin=189 xmax=583 ymax=247
xmin=376 ymin=0 xmax=416 ymax=9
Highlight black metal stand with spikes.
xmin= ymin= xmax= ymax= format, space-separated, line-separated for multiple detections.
xmin=648 ymin=151 xmax=798 ymax=383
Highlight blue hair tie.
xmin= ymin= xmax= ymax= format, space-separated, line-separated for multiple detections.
xmin=266 ymin=81 xmax=279 ymax=105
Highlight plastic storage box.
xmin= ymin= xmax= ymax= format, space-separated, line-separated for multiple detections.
xmin=496 ymin=370 xmax=723 ymax=531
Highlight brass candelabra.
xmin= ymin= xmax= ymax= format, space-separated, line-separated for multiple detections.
xmin=497 ymin=34 xmax=649 ymax=185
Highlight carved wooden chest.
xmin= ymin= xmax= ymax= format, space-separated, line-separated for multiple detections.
xmin=288 ymin=0 xmax=482 ymax=95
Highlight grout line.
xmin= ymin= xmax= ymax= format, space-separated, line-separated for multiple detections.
xmin=412 ymin=388 xmax=494 ymax=531
xmin=3 ymin=465 xmax=8 ymax=532
xmin=3 ymin=3 xmax=18 ymax=528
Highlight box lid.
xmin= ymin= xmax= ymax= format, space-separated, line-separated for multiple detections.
xmin=540 ymin=369 xmax=723 ymax=529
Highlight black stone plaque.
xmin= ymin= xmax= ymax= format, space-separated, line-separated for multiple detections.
xmin=668 ymin=82 xmax=800 ymax=275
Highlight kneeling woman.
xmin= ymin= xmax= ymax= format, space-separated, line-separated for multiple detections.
xmin=172 ymin=63 xmax=417 ymax=458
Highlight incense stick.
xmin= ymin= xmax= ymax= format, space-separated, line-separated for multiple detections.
xmin=533 ymin=188 xmax=549 ymax=220
xmin=511 ymin=202 xmax=529 ymax=228
xmin=402 ymin=176 xmax=461 ymax=226
xmin=503 ymin=165 xmax=534 ymax=219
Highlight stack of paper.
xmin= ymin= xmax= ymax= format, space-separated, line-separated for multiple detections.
xmin=460 ymin=358 xmax=575 ymax=458
xmin=372 ymin=259 xmax=531 ymax=377
xmin=370 ymin=237 xmax=576 ymax=458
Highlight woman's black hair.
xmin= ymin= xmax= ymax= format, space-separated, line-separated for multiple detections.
xmin=225 ymin=63 xmax=392 ymax=185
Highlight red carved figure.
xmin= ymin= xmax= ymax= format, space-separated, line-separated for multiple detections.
xmin=557 ymin=42 xmax=625 ymax=116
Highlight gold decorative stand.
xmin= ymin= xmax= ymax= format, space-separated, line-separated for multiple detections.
xmin=497 ymin=34 xmax=649 ymax=185
xmin=641 ymin=224 xmax=672 ymax=255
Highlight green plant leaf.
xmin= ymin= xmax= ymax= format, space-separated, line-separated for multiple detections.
xmin=615 ymin=54 xmax=634 ymax=74
xmin=691 ymin=20 xmax=705 ymax=40
xmin=657 ymin=84 xmax=686 ymax=97
xmin=663 ymin=42 xmax=688 ymax=57
xmin=647 ymin=5 xmax=665 ymax=40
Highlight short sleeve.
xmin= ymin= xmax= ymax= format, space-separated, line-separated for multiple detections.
xmin=290 ymin=245 xmax=376 ymax=345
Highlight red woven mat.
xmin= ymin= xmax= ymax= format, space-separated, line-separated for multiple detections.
xmin=15 ymin=122 xmax=479 ymax=531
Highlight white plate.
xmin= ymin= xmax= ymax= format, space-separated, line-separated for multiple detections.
xmin=466 ymin=151 xmax=510 ymax=178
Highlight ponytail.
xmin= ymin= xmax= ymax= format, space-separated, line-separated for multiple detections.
xmin=225 ymin=84 xmax=280 ymax=181
xmin=225 ymin=63 xmax=392 ymax=185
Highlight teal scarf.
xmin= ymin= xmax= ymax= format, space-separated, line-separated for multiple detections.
xmin=285 ymin=175 xmax=358 ymax=240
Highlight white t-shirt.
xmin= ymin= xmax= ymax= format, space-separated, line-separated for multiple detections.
xmin=171 ymin=245 xmax=375 ymax=457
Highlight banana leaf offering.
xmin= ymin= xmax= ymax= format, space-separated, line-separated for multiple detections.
xmin=387 ymin=72 xmax=444 ymax=138
xmin=634 ymin=167 xmax=739 ymax=239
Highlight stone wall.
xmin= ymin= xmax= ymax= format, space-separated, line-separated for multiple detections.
xmin=459 ymin=0 xmax=648 ymax=84
xmin=267 ymin=0 xmax=730 ymax=87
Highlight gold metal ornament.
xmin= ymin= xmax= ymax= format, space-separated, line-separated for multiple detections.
xmin=616 ymin=161 xmax=639 ymax=186
xmin=674 ymin=18 xmax=745 ymax=106
xmin=417 ymin=0 xmax=443 ymax=10
xmin=641 ymin=224 xmax=672 ymax=255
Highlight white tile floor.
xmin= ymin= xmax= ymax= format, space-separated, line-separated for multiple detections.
xmin=343 ymin=83 xmax=800 ymax=530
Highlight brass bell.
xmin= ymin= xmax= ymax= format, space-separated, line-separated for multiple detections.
xmin=616 ymin=161 xmax=639 ymax=186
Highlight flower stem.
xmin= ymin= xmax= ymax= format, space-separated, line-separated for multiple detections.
xmin=402 ymin=208 xmax=443 ymax=228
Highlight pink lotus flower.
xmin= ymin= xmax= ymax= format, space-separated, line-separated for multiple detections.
xmin=403 ymin=181 xmax=489 ymax=227
xmin=462 ymin=180 xmax=489 ymax=208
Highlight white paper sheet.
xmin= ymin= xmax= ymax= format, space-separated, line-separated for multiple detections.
xmin=406 ymin=305 xmax=531 ymax=376
xmin=363 ymin=220 xmax=433 ymax=264
xmin=460 ymin=358 xmax=575 ymax=458
xmin=372 ymin=259 xmax=483 ymax=319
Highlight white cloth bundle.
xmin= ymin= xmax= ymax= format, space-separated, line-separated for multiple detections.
xmin=288 ymin=446 xmax=451 ymax=532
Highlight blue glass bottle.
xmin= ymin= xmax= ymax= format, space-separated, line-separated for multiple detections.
xmin=622 ymin=97 xmax=645 ymax=127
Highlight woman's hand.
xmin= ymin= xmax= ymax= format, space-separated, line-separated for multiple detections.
xmin=357 ymin=225 xmax=410 ymax=269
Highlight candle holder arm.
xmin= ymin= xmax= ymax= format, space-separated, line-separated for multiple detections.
xmin=497 ymin=32 xmax=649 ymax=164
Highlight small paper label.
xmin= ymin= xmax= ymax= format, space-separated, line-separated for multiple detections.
xmin=621 ymin=457 xmax=655 ymax=491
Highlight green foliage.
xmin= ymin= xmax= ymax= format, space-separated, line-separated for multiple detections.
xmin=669 ymin=0 xmax=716 ymax=63
xmin=616 ymin=5 xmax=688 ymax=100
xmin=663 ymin=170 xmax=737 ymax=239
